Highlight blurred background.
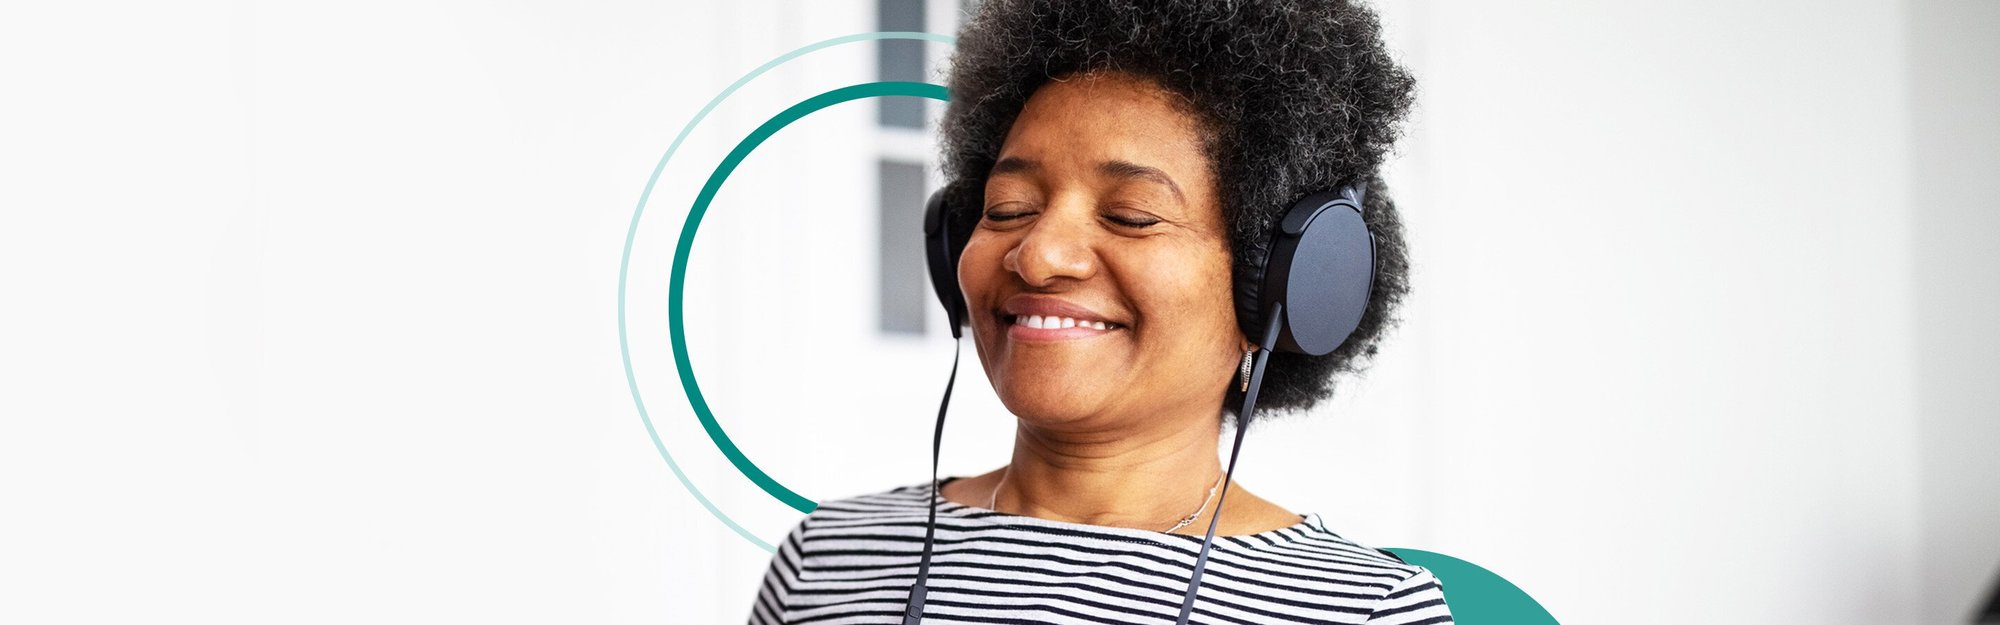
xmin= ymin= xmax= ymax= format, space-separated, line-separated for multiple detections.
xmin=2 ymin=0 xmax=1996 ymax=623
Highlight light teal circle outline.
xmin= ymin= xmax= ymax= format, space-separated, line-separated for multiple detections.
xmin=618 ymin=32 xmax=954 ymax=554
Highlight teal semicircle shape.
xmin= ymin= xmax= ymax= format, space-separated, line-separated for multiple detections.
xmin=1384 ymin=548 xmax=1560 ymax=624
xmin=671 ymin=81 xmax=953 ymax=514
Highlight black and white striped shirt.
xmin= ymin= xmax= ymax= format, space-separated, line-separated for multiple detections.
xmin=747 ymin=480 xmax=1452 ymax=624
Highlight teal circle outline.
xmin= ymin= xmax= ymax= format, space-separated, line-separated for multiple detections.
xmin=618 ymin=32 xmax=952 ymax=554
xmin=672 ymin=80 xmax=951 ymax=514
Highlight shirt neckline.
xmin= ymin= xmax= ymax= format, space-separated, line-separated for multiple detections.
xmin=920 ymin=477 xmax=1327 ymax=547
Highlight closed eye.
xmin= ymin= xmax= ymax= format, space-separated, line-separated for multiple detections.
xmin=983 ymin=208 xmax=1033 ymax=222
xmin=1105 ymin=214 xmax=1160 ymax=228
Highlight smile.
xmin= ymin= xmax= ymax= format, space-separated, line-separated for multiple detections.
xmin=1012 ymin=315 xmax=1113 ymax=331
xmin=997 ymin=294 xmax=1127 ymax=341
xmin=1002 ymin=314 xmax=1123 ymax=341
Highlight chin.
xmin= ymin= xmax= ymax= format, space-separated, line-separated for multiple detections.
xmin=992 ymin=383 xmax=1105 ymax=429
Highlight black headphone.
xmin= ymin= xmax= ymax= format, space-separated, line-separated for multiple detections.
xmin=904 ymin=179 xmax=1379 ymax=625
xmin=923 ymin=181 xmax=1377 ymax=357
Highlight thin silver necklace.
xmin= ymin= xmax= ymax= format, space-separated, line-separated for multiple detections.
xmin=987 ymin=470 xmax=1228 ymax=534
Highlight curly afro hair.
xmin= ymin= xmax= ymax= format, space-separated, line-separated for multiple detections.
xmin=936 ymin=0 xmax=1417 ymax=420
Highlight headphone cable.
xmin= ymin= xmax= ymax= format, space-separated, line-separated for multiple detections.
xmin=902 ymin=339 xmax=958 ymax=625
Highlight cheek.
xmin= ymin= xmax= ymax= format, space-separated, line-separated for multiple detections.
xmin=955 ymin=235 xmax=1003 ymax=315
xmin=1120 ymin=258 xmax=1239 ymax=399
xmin=1134 ymin=247 xmax=1239 ymax=335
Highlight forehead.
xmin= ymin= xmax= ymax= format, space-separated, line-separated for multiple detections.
xmin=997 ymin=72 xmax=1211 ymax=177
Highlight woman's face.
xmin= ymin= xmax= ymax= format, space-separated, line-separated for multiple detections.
xmin=960 ymin=71 xmax=1246 ymax=432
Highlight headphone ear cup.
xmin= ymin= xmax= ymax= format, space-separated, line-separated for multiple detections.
xmin=923 ymin=187 xmax=968 ymax=339
xmin=1255 ymin=184 xmax=1377 ymax=356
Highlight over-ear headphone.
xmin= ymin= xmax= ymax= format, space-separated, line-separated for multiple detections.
xmin=923 ymin=181 xmax=1377 ymax=356
xmin=905 ymin=179 xmax=1378 ymax=625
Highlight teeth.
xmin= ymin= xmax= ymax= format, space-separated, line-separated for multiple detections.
xmin=1013 ymin=315 xmax=1115 ymax=330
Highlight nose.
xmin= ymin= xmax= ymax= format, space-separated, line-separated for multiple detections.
xmin=1001 ymin=196 xmax=1099 ymax=288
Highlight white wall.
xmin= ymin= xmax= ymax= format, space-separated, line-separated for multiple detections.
xmin=0 ymin=1 xmax=1993 ymax=624
xmin=1907 ymin=1 xmax=2000 ymax=623
xmin=1382 ymin=1 xmax=1926 ymax=622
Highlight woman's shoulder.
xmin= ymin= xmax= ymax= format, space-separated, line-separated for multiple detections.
xmin=763 ymin=482 xmax=927 ymax=553
xmin=806 ymin=481 xmax=933 ymax=515
xmin=1269 ymin=515 xmax=1437 ymax=578
xmin=785 ymin=481 xmax=936 ymax=534
xmin=1265 ymin=517 xmax=1452 ymax=612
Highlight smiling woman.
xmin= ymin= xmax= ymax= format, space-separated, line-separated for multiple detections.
xmin=748 ymin=1 xmax=1440 ymax=624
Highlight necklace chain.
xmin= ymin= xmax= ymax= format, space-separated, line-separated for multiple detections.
xmin=987 ymin=469 xmax=1227 ymax=534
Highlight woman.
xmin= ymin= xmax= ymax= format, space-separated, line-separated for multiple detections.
xmin=751 ymin=0 xmax=1446 ymax=623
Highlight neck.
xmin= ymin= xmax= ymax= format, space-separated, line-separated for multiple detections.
xmin=993 ymin=413 xmax=1225 ymax=529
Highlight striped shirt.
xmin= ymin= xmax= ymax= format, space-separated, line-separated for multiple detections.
xmin=747 ymin=480 xmax=1452 ymax=624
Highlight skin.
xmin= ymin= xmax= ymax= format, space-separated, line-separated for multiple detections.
xmin=939 ymin=71 xmax=1302 ymax=535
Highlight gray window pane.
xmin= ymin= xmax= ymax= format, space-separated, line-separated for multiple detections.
xmin=879 ymin=160 xmax=928 ymax=334
xmin=878 ymin=0 xmax=927 ymax=128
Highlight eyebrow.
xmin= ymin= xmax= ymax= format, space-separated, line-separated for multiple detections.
xmin=989 ymin=156 xmax=1186 ymax=204
xmin=1099 ymin=159 xmax=1186 ymax=204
